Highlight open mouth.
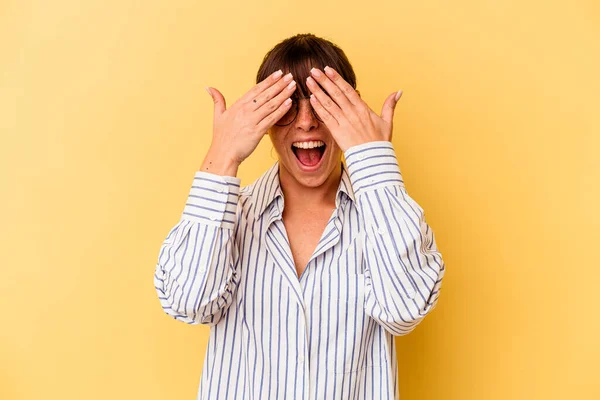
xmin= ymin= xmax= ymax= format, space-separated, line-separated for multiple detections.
xmin=291 ymin=142 xmax=326 ymax=168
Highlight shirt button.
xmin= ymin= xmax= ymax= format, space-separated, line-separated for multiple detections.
xmin=407 ymin=289 xmax=416 ymax=298
xmin=217 ymin=186 xmax=225 ymax=193
xmin=209 ymin=215 xmax=216 ymax=220
xmin=357 ymin=154 xmax=365 ymax=160
xmin=298 ymin=356 xmax=304 ymax=363
xmin=199 ymin=267 xmax=206 ymax=273
xmin=377 ymin=227 xmax=386 ymax=235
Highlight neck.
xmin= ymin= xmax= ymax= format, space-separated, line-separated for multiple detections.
xmin=278 ymin=161 xmax=342 ymax=210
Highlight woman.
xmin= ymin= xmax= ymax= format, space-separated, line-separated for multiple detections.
xmin=154 ymin=33 xmax=445 ymax=399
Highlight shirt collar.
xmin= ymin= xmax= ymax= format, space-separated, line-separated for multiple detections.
xmin=252 ymin=160 xmax=355 ymax=221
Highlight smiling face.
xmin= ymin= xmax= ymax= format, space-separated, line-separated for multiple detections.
xmin=259 ymin=47 xmax=359 ymax=192
xmin=268 ymin=95 xmax=343 ymax=188
xmin=254 ymin=34 xmax=360 ymax=192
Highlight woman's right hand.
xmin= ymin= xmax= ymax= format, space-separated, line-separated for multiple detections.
xmin=205 ymin=70 xmax=297 ymax=166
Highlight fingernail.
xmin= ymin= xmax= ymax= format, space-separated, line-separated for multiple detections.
xmin=310 ymin=67 xmax=322 ymax=77
xmin=205 ymin=86 xmax=211 ymax=96
xmin=273 ymin=69 xmax=283 ymax=78
xmin=395 ymin=90 xmax=403 ymax=101
xmin=324 ymin=66 xmax=334 ymax=77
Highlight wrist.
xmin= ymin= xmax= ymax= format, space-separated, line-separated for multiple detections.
xmin=199 ymin=146 xmax=240 ymax=177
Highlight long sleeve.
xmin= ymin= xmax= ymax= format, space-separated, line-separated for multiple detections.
xmin=344 ymin=140 xmax=445 ymax=336
xmin=153 ymin=170 xmax=242 ymax=325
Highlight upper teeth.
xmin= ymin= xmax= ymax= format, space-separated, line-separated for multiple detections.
xmin=292 ymin=141 xmax=325 ymax=149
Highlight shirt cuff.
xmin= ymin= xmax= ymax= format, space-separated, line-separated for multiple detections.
xmin=343 ymin=140 xmax=405 ymax=197
xmin=182 ymin=171 xmax=241 ymax=229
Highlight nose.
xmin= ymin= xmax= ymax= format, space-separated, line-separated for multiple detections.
xmin=294 ymin=99 xmax=319 ymax=131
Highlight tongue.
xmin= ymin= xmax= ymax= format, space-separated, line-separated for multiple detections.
xmin=296 ymin=148 xmax=322 ymax=166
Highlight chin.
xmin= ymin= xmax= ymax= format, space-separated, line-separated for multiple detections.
xmin=291 ymin=168 xmax=331 ymax=187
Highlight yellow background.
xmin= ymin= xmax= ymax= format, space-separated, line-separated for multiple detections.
xmin=1 ymin=1 xmax=598 ymax=399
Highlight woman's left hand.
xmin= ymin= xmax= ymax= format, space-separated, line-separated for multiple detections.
xmin=306 ymin=66 xmax=402 ymax=152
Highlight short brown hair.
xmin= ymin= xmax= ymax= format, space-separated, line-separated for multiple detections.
xmin=255 ymin=33 xmax=357 ymax=101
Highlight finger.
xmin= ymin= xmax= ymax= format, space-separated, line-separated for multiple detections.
xmin=306 ymin=76 xmax=344 ymax=124
xmin=309 ymin=93 xmax=340 ymax=128
xmin=239 ymin=69 xmax=285 ymax=105
xmin=381 ymin=90 xmax=401 ymax=124
xmin=308 ymin=67 xmax=353 ymax=113
xmin=250 ymin=72 xmax=294 ymax=112
xmin=207 ymin=87 xmax=226 ymax=116
xmin=322 ymin=66 xmax=362 ymax=106
xmin=256 ymin=96 xmax=294 ymax=133
xmin=255 ymin=77 xmax=297 ymax=122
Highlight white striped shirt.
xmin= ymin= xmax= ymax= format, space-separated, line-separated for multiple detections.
xmin=154 ymin=140 xmax=445 ymax=400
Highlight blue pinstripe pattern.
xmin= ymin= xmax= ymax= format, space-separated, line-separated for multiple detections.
xmin=154 ymin=140 xmax=445 ymax=399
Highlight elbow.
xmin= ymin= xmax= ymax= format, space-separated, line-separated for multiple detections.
xmin=374 ymin=305 xmax=440 ymax=336
xmin=370 ymin=309 xmax=426 ymax=337
xmin=365 ymin=285 xmax=443 ymax=337
xmin=154 ymin=270 xmax=203 ymax=325
xmin=155 ymin=286 xmax=201 ymax=325
xmin=156 ymin=292 xmax=224 ymax=326
xmin=395 ymin=287 xmax=443 ymax=336
xmin=154 ymin=271 xmax=237 ymax=326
